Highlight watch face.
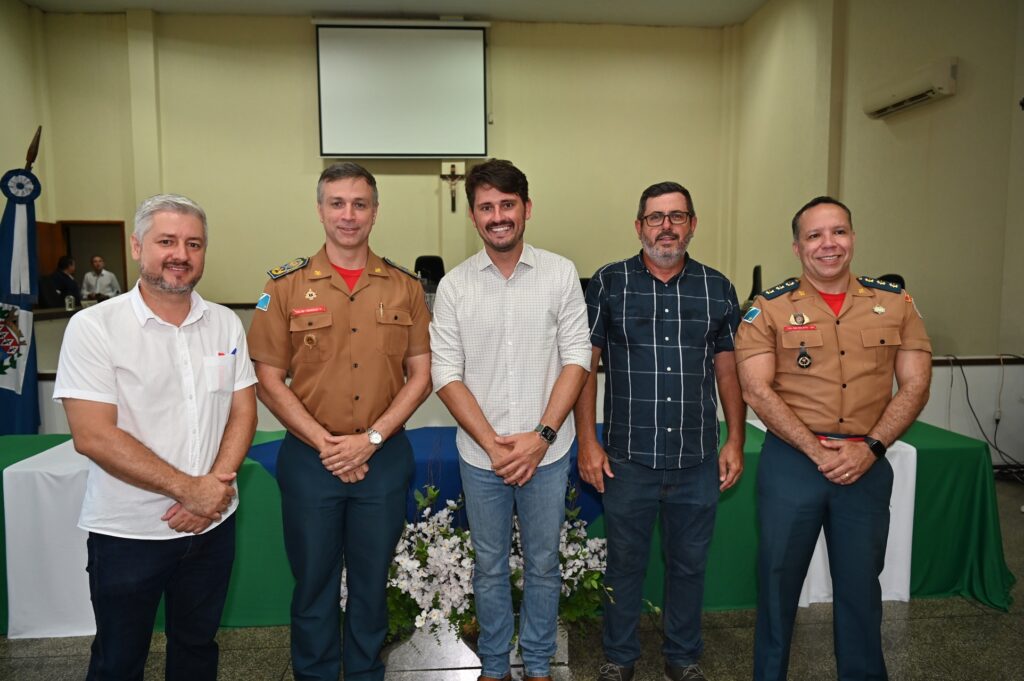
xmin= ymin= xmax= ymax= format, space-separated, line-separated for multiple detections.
xmin=368 ymin=429 xmax=383 ymax=445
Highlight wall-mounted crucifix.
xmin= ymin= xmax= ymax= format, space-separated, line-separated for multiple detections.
xmin=440 ymin=163 xmax=465 ymax=213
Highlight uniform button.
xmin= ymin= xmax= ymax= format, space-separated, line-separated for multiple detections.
xmin=394 ymin=315 xmax=399 ymax=320
xmin=667 ymin=397 xmax=672 ymax=401
xmin=667 ymin=427 xmax=674 ymax=432
xmin=354 ymin=395 xmax=360 ymax=401
xmin=353 ymin=363 xmax=359 ymax=368
xmin=840 ymin=350 xmax=846 ymax=356
xmin=349 ymin=296 xmax=355 ymax=301
xmin=355 ymin=428 xmax=363 ymax=433
xmin=307 ymin=321 xmax=313 ymax=326
xmin=352 ymin=328 xmax=357 ymax=332
xmin=666 ymin=367 xmax=672 ymax=372
xmin=842 ymin=383 xmax=847 ymax=388
xmin=879 ymin=339 xmax=886 ymax=344
xmin=839 ymin=418 xmax=845 ymax=423
xmin=664 ymin=336 xmax=669 ymax=341
xmin=836 ymin=320 xmax=841 ymax=325
xmin=664 ymin=308 xmax=669 ymax=313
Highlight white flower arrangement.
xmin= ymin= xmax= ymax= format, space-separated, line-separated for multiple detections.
xmin=340 ymin=486 xmax=611 ymax=643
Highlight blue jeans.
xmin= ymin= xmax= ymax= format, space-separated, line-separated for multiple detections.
xmin=459 ymin=454 xmax=569 ymax=679
xmin=601 ymin=453 xmax=719 ymax=668
xmin=85 ymin=513 xmax=236 ymax=681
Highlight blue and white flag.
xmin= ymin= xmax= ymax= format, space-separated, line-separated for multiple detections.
xmin=1 ymin=167 xmax=42 ymax=434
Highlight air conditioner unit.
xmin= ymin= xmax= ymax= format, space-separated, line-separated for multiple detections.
xmin=863 ymin=57 xmax=958 ymax=119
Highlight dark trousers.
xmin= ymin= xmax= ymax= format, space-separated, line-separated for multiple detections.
xmin=601 ymin=453 xmax=720 ymax=668
xmin=277 ymin=431 xmax=413 ymax=681
xmin=753 ymin=431 xmax=893 ymax=681
xmin=85 ymin=513 xmax=236 ymax=681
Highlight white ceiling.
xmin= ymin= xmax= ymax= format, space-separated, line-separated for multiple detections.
xmin=24 ymin=0 xmax=769 ymax=28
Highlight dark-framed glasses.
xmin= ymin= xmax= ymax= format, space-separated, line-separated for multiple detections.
xmin=642 ymin=211 xmax=693 ymax=227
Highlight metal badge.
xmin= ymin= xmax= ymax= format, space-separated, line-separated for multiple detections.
xmin=873 ymin=304 xmax=885 ymax=315
xmin=305 ymin=288 xmax=317 ymax=301
xmin=789 ymin=312 xmax=809 ymax=325
xmin=797 ymin=342 xmax=812 ymax=369
xmin=304 ymin=334 xmax=317 ymax=349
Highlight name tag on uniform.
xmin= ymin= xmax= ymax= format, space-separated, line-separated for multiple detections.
xmin=784 ymin=324 xmax=817 ymax=331
xmin=291 ymin=305 xmax=327 ymax=317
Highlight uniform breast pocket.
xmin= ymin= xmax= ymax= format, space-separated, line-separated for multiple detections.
xmin=290 ymin=312 xmax=333 ymax=363
xmin=861 ymin=327 xmax=902 ymax=365
xmin=376 ymin=308 xmax=413 ymax=356
xmin=202 ymin=355 xmax=235 ymax=394
xmin=779 ymin=329 xmax=824 ymax=373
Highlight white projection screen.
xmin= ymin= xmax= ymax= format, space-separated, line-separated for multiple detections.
xmin=317 ymin=25 xmax=487 ymax=157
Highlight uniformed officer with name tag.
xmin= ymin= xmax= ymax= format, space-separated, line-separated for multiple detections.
xmin=247 ymin=162 xmax=431 ymax=681
xmin=734 ymin=196 xmax=932 ymax=681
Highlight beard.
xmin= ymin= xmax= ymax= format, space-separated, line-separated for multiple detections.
xmin=139 ymin=260 xmax=200 ymax=295
xmin=641 ymin=229 xmax=691 ymax=266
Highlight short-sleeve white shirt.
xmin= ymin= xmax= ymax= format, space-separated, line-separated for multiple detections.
xmin=53 ymin=283 xmax=257 ymax=540
xmin=429 ymin=244 xmax=591 ymax=469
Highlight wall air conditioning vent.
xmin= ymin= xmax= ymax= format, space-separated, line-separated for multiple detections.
xmin=863 ymin=57 xmax=958 ymax=119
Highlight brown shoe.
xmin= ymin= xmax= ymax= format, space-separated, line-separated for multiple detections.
xmin=477 ymin=675 xmax=512 ymax=681
xmin=525 ymin=677 xmax=553 ymax=681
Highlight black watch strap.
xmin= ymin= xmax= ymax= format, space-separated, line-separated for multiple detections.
xmin=863 ymin=436 xmax=887 ymax=459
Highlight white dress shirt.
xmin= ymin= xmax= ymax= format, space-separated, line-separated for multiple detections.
xmin=430 ymin=244 xmax=591 ymax=469
xmin=81 ymin=269 xmax=121 ymax=298
xmin=53 ymin=284 xmax=257 ymax=539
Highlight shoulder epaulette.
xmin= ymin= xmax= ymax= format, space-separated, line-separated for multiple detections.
xmin=761 ymin=278 xmax=800 ymax=300
xmin=267 ymin=257 xmax=309 ymax=280
xmin=857 ymin=276 xmax=901 ymax=294
xmin=383 ymin=257 xmax=422 ymax=280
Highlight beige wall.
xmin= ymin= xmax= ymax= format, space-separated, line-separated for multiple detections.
xmin=730 ymin=0 xmax=838 ymax=299
xmin=840 ymin=0 xmax=1020 ymax=354
xmin=4 ymin=0 xmax=1021 ymax=353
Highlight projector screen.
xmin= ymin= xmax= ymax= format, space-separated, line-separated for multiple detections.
xmin=317 ymin=25 xmax=487 ymax=158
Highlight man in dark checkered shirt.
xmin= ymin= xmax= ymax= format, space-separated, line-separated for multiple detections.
xmin=574 ymin=182 xmax=746 ymax=681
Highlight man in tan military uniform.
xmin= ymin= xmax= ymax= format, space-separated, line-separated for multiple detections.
xmin=735 ymin=196 xmax=931 ymax=681
xmin=247 ymin=162 xmax=431 ymax=681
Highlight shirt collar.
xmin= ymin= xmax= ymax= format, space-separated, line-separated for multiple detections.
xmin=128 ymin=281 xmax=208 ymax=327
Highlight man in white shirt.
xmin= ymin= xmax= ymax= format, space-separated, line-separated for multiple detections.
xmin=81 ymin=254 xmax=122 ymax=301
xmin=430 ymin=159 xmax=591 ymax=681
xmin=54 ymin=194 xmax=257 ymax=681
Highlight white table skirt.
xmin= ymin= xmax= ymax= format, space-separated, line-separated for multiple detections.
xmin=3 ymin=439 xmax=94 ymax=638
xmin=746 ymin=420 xmax=916 ymax=606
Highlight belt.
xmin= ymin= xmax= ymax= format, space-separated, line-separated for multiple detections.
xmin=814 ymin=432 xmax=865 ymax=441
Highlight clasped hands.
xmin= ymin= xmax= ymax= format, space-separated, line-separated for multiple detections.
xmin=812 ymin=439 xmax=877 ymax=485
xmin=489 ymin=431 xmax=549 ymax=486
xmin=163 ymin=472 xmax=237 ymax=535
xmin=319 ymin=433 xmax=375 ymax=483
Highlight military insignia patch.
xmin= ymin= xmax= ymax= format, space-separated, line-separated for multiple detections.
xmin=268 ymin=257 xmax=309 ymax=280
xmin=383 ymin=257 xmax=422 ymax=280
xmin=761 ymin=278 xmax=800 ymax=300
xmin=743 ymin=306 xmax=761 ymax=323
xmin=256 ymin=292 xmax=271 ymax=311
xmin=857 ymin=276 xmax=901 ymax=294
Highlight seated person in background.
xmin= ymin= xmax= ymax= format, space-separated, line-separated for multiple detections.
xmin=38 ymin=255 xmax=80 ymax=308
xmin=81 ymin=254 xmax=122 ymax=301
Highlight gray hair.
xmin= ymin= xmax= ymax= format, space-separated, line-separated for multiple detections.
xmin=133 ymin=194 xmax=208 ymax=242
xmin=317 ymin=162 xmax=379 ymax=205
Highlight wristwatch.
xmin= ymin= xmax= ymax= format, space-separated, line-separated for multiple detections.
xmin=534 ymin=424 xmax=557 ymax=445
xmin=367 ymin=428 xmax=384 ymax=449
xmin=863 ymin=436 xmax=887 ymax=459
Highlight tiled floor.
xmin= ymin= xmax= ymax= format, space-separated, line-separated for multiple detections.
xmin=3 ymin=480 xmax=1021 ymax=681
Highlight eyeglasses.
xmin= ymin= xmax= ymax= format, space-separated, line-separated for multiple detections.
xmin=641 ymin=211 xmax=693 ymax=227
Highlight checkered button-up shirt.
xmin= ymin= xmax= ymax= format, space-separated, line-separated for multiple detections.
xmin=587 ymin=253 xmax=740 ymax=469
